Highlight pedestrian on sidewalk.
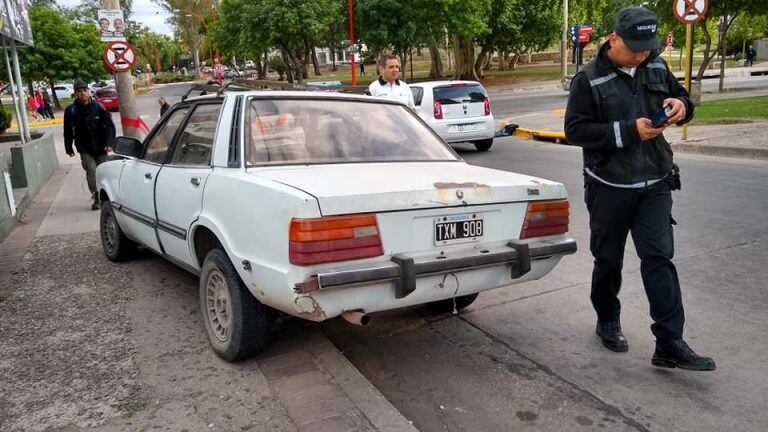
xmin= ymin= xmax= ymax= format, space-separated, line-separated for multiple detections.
xmin=42 ymin=88 xmax=54 ymax=119
xmin=27 ymin=93 xmax=39 ymax=120
xmin=745 ymin=45 xmax=756 ymax=67
xmin=564 ymin=7 xmax=716 ymax=372
xmin=360 ymin=61 xmax=365 ymax=76
xmin=34 ymin=91 xmax=46 ymax=119
xmin=63 ymin=80 xmax=116 ymax=210
xmin=158 ymin=96 xmax=170 ymax=117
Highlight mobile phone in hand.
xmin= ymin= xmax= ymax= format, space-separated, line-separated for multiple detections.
xmin=651 ymin=103 xmax=673 ymax=128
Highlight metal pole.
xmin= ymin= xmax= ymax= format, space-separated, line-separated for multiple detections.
xmin=10 ymin=40 xmax=30 ymax=142
xmin=561 ymin=0 xmax=568 ymax=81
xmin=348 ymin=0 xmax=356 ymax=85
xmin=683 ymin=23 xmax=693 ymax=140
xmin=2 ymin=38 xmax=25 ymax=144
xmin=103 ymin=0 xmax=145 ymax=141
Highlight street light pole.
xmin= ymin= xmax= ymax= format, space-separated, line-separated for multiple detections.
xmin=561 ymin=0 xmax=568 ymax=81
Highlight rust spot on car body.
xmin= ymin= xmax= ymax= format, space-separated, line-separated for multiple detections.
xmin=433 ymin=182 xmax=492 ymax=204
xmin=433 ymin=182 xmax=490 ymax=189
xmin=293 ymin=294 xmax=326 ymax=321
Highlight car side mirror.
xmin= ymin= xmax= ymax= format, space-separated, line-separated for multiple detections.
xmin=114 ymin=136 xmax=143 ymax=158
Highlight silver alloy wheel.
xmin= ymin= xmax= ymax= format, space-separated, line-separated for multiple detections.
xmin=205 ymin=269 xmax=232 ymax=342
xmin=102 ymin=208 xmax=117 ymax=254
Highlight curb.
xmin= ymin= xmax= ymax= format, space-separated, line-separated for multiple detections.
xmin=11 ymin=118 xmax=63 ymax=129
xmin=514 ymin=127 xmax=567 ymax=144
xmin=670 ymin=143 xmax=768 ymax=160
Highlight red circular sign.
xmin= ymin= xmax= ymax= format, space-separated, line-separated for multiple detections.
xmin=103 ymin=41 xmax=136 ymax=73
xmin=673 ymin=0 xmax=708 ymax=24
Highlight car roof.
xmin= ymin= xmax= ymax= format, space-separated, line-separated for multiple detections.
xmin=409 ymin=80 xmax=485 ymax=89
xmin=184 ymin=90 xmax=405 ymax=106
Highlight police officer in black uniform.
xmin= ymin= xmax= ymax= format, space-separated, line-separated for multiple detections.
xmin=64 ymin=80 xmax=116 ymax=210
xmin=565 ymin=7 xmax=715 ymax=371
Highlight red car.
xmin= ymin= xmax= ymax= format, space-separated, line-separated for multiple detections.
xmin=95 ymin=88 xmax=119 ymax=111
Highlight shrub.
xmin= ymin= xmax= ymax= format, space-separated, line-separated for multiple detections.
xmin=0 ymin=108 xmax=12 ymax=134
xmin=152 ymin=73 xmax=195 ymax=84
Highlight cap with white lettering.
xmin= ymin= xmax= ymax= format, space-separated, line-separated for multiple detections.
xmin=615 ymin=7 xmax=660 ymax=52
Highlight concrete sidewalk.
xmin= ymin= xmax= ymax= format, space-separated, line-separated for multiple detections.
xmin=501 ymin=87 xmax=768 ymax=160
xmin=0 ymin=131 xmax=416 ymax=431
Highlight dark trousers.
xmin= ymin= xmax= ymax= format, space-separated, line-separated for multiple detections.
xmin=585 ymin=180 xmax=684 ymax=341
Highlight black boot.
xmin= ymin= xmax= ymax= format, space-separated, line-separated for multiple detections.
xmin=652 ymin=340 xmax=716 ymax=371
xmin=596 ymin=320 xmax=628 ymax=352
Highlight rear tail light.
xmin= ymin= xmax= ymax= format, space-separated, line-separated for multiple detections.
xmin=484 ymin=97 xmax=491 ymax=116
xmin=289 ymin=214 xmax=384 ymax=265
xmin=520 ymin=200 xmax=569 ymax=239
xmin=433 ymin=100 xmax=443 ymax=119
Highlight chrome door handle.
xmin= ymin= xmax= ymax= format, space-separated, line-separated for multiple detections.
xmin=190 ymin=177 xmax=201 ymax=186
xmin=144 ymin=172 xmax=152 ymax=180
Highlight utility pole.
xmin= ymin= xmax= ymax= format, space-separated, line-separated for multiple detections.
xmin=102 ymin=0 xmax=145 ymax=141
xmin=561 ymin=0 xmax=568 ymax=81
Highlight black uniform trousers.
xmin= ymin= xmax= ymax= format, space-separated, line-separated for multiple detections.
xmin=584 ymin=179 xmax=684 ymax=341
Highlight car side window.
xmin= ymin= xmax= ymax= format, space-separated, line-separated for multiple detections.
xmin=411 ymin=87 xmax=424 ymax=106
xmin=143 ymin=107 xmax=189 ymax=163
xmin=169 ymin=104 xmax=222 ymax=166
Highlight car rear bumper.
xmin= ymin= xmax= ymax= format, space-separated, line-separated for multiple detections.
xmin=294 ymin=237 xmax=576 ymax=296
xmin=429 ymin=117 xmax=495 ymax=143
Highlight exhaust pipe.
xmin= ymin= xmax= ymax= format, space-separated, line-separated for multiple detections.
xmin=341 ymin=310 xmax=371 ymax=327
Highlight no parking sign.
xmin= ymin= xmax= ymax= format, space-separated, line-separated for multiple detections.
xmin=103 ymin=41 xmax=136 ymax=73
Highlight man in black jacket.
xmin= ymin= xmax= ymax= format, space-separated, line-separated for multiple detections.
xmin=565 ymin=7 xmax=715 ymax=371
xmin=64 ymin=80 xmax=116 ymax=210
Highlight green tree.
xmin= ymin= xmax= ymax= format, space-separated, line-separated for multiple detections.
xmin=11 ymin=6 xmax=104 ymax=108
xmin=444 ymin=0 xmax=491 ymax=80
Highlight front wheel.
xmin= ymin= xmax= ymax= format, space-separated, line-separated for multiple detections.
xmin=473 ymin=139 xmax=493 ymax=152
xmin=100 ymin=200 xmax=136 ymax=262
xmin=200 ymin=249 xmax=272 ymax=361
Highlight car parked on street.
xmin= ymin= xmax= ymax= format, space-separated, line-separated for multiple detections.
xmin=96 ymin=88 xmax=576 ymax=361
xmin=50 ymin=83 xmax=74 ymax=100
xmin=95 ymin=88 xmax=119 ymax=111
xmin=410 ymin=80 xmax=496 ymax=151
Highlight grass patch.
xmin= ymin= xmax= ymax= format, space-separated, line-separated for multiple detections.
xmin=691 ymin=96 xmax=768 ymax=125
xmin=122 ymin=398 xmax=149 ymax=419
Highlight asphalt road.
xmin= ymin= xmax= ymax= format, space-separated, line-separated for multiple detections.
xmin=322 ymin=137 xmax=768 ymax=432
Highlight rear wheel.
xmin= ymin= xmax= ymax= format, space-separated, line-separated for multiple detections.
xmin=200 ymin=249 xmax=272 ymax=361
xmin=100 ymin=200 xmax=136 ymax=262
xmin=426 ymin=293 xmax=479 ymax=313
xmin=473 ymin=139 xmax=493 ymax=151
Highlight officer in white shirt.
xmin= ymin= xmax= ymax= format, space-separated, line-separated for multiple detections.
xmin=367 ymin=54 xmax=415 ymax=109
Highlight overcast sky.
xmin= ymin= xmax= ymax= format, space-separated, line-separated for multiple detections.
xmin=56 ymin=0 xmax=174 ymax=36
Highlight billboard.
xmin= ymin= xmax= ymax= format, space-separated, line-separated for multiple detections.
xmin=98 ymin=9 xmax=126 ymax=42
xmin=0 ymin=0 xmax=34 ymax=46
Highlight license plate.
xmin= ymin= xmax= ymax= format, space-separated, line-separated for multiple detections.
xmin=435 ymin=213 xmax=484 ymax=245
xmin=457 ymin=123 xmax=479 ymax=132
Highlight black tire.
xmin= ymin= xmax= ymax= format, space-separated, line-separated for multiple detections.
xmin=199 ymin=249 xmax=271 ymax=361
xmin=426 ymin=293 xmax=479 ymax=313
xmin=100 ymin=200 xmax=136 ymax=262
xmin=473 ymin=139 xmax=493 ymax=151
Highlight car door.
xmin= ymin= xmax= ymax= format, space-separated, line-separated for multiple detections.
xmin=155 ymin=102 xmax=223 ymax=268
xmin=117 ymin=106 xmax=190 ymax=253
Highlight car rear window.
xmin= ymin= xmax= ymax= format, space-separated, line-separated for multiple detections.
xmin=245 ymin=98 xmax=457 ymax=166
xmin=433 ymin=84 xmax=487 ymax=105
xmin=98 ymin=90 xmax=117 ymax=97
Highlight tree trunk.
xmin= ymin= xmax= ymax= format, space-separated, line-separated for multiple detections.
xmin=330 ymin=45 xmax=337 ymax=71
xmin=311 ymin=45 xmax=321 ymax=76
xmin=428 ymin=41 xmax=443 ymax=78
xmin=474 ymin=46 xmax=490 ymax=79
xmin=696 ymin=21 xmax=717 ymax=81
xmin=48 ymin=78 xmax=61 ymax=110
xmin=282 ymin=50 xmax=294 ymax=83
xmin=453 ymin=35 xmax=478 ymax=81
xmin=498 ymin=50 xmax=507 ymax=71
xmin=509 ymin=53 xmax=521 ymax=70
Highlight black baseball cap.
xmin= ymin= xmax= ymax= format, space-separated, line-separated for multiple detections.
xmin=615 ymin=7 xmax=660 ymax=52
xmin=73 ymin=80 xmax=88 ymax=91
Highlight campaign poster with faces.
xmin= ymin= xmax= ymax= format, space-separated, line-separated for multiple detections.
xmin=1 ymin=0 xmax=34 ymax=46
xmin=98 ymin=9 xmax=126 ymax=42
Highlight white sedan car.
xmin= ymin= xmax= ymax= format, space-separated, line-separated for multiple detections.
xmin=410 ymin=80 xmax=496 ymax=151
xmin=96 ymin=90 xmax=576 ymax=361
